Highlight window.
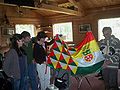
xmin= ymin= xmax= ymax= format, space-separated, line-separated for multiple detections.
xmin=15 ymin=24 xmax=35 ymax=37
xmin=98 ymin=17 xmax=120 ymax=41
xmin=53 ymin=22 xmax=73 ymax=42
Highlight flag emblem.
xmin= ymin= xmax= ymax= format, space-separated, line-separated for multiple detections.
xmin=83 ymin=49 xmax=93 ymax=62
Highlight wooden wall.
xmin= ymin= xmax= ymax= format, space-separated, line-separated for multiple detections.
xmin=46 ymin=8 xmax=120 ymax=45
xmin=0 ymin=6 xmax=48 ymax=46
xmin=0 ymin=6 xmax=120 ymax=47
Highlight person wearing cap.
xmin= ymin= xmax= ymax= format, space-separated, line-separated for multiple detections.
xmin=33 ymin=31 xmax=54 ymax=90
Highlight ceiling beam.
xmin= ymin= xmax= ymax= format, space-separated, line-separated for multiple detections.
xmin=0 ymin=3 xmax=17 ymax=7
xmin=67 ymin=0 xmax=85 ymax=15
xmin=38 ymin=3 xmax=82 ymax=16
xmin=0 ymin=3 xmax=82 ymax=16
xmin=88 ymin=4 xmax=120 ymax=13
xmin=68 ymin=0 xmax=79 ymax=8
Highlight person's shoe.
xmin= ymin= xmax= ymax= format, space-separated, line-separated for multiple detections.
xmin=98 ymin=77 xmax=104 ymax=80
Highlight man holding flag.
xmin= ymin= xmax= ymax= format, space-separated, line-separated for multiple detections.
xmin=97 ymin=27 xmax=120 ymax=90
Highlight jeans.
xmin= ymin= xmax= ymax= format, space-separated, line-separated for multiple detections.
xmin=12 ymin=78 xmax=20 ymax=90
xmin=28 ymin=63 xmax=38 ymax=90
xmin=20 ymin=75 xmax=28 ymax=90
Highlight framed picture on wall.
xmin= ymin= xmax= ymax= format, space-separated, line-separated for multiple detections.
xmin=79 ymin=24 xmax=91 ymax=33
xmin=8 ymin=28 xmax=15 ymax=35
xmin=1 ymin=27 xmax=15 ymax=36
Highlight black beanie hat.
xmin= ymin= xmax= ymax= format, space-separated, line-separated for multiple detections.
xmin=37 ymin=31 xmax=47 ymax=40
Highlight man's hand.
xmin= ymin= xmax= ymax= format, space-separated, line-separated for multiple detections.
xmin=43 ymin=61 xmax=47 ymax=64
xmin=32 ymin=59 xmax=36 ymax=64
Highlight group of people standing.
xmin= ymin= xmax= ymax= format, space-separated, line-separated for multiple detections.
xmin=1 ymin=31 xmax=53 ymax=90
xmin=0 ymin=26 xmax=120 ymax=90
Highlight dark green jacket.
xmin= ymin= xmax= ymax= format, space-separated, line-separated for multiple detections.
xmin=22 ymin=41 xmax=34 ymax=64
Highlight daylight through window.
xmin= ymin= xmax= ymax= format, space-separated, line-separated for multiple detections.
xmin=53 ymin=22 xmax=73 ymax=42
xmin=15 ymin=24 xmax=35 ymax=37
xmin=98 ymin=17 xmax=120 ymax=41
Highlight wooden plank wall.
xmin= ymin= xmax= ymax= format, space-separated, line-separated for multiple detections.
xmin=47 ymin=8 xmax=120 ymax=46
xmin=0 ymin=7 xmax=120 ymax=47
xmin=0 ymin=6 xmax=48 ymax=47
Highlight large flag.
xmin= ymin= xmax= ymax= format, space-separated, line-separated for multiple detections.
xmin=72 ymin=31 xmax=104 ymax=75
xmin=47 ymin=32 xmax=104 ymax=75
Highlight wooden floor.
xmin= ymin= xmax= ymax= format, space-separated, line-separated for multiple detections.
xmin=69 ymin=74 xmax=106 ymax=90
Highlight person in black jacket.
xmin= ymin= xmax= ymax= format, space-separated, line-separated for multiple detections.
xmin=33 ymin=31 xmax=54 ymax=90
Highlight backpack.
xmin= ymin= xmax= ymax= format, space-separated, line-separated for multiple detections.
xmin=54 ymin=70 xmax=69 ymax=90
xmin=0 ymin=71 xmax=13 ymax=90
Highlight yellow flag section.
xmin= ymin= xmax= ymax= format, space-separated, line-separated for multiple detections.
xmin=72 ymin=31 xmax=104 ymax=75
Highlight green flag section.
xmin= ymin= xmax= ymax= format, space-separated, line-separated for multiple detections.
xmin=47 ymin=32 xmax=104 ymax=75
xmin=76 ymin=61 xmax=104 ymax=75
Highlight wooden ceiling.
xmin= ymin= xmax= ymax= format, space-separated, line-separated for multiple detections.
xmin=0 ymin=0 xmax=120 ymax=17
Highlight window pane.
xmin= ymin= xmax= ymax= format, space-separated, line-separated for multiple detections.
xmin=15 ymin=24 xmax=35 ymax=37
xmin=53 ymin=22 xmax=73 ymax=42
xmin=98 ymin=18 xmax=120 ymax=41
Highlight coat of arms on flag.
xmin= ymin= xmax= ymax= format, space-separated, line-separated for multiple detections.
xmin=47 ymin=32 xmax=104 ymax=75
